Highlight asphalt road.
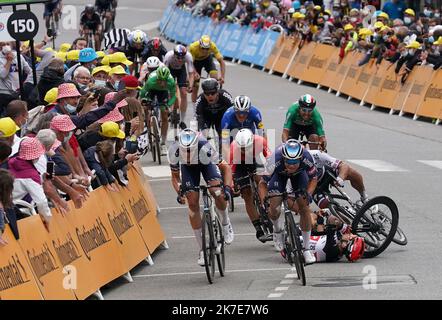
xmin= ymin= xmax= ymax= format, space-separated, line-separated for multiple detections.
xmin=13 ymin=0 xmax=442 ymax=300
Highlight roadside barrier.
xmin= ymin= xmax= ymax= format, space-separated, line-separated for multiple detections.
xmin=0 ymin=164 xmax=166 ymax=300
xmin=161 ymin=4 xmax=442 ymax=125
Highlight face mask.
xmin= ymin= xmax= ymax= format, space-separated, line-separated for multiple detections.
xmin=78 ymin=84 xmax=88 ymax=90
xmin=408 ymin=49 xmax=416 ymax=55
xmin=393 ymin=26 xmax=401 ymax=33
xmin=2 ymin=45 xmax=12 ymax=55
xmin=65 ymin=103 xmax=77 ymax=114
xmin=323 ymin=15 xmax=329 ymax=21
xmin=404 ymin=17 xmax=412 ymax=25
xmin=383 ymin=35 xmax=389 ymax=41
xmin=350 ymin=17 xmax=357 ymax=23
xmin=113 ymin=81 xmax=120 ymax=90
xmin=333 ymin=11 xmax=340 ymax=17
xmin=300 ymin=8 xmax=306 ymax=14
xmin=435 ymin=13 xmax=440 ymax=18
xmin=94 ymin=79 xmax=106 ymax=87
xmin=424 ymin=9 xmax=432 ymax=17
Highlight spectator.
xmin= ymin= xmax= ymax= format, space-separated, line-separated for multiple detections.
xmin=64 ymin=48 xmax=98 ymax=81
xmin=107 ymin=66 xmax=128 ymax=91
xmin=382 ymin=0 xmax=406 ymax=20
xmin=0 ymin=141 xmax=12 ymax=167
xmin=78 ymin=121 xmax=125 ymax=152
xmin=0 ymin=169 xmax=14 ymax=245
xmin=73 ymin=66 xmax=92 ymax=92
xmin=92 ymin=66 xmax=111 ymax=88
xmin=37 ymin=58 xmax=65 ymax=104
xmin=0 ymin=117 xmax=19 ymax=148
xmin=8 ymin=137 xmax=52 ymax=228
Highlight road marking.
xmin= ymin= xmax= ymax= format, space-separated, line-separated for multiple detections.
xmin=160 ymin=203 xmax=245 ymax=211
xmin=280 ymin=279 xmax=294 ymax=285
xmin=275 ymin=286 xmax=289 ymax=291
xmin=133 ymin=267 xmax=291 ymax=278
xmin=346 ymin=160 xmax=409 ymax=172
xmin=418 ymin=160 xmax=442 ymax=170
xmin=134 ymin=21 xmax=160 ymax=32
xmin=268 ymin=293 xmax=283 ymax=298
xmin=149 ymin=178 xmax=172 ymax=182
xmin=285 ymin=273 xmax=298 ymax=279
xmin=142 ymin=166 xmax=171 ymax=178
xmin=172 ymin=232 xmax=255 ymax=239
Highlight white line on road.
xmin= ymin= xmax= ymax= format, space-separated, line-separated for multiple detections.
xmin=133 ymin=267 xmax=291 ymax=278
xmin=142 ymin=166 xmax=172 ymax=178
xmin=148 ymin=178 xmax=173 ymax=182
xmin=275 ymin=287 xmax=289 ymax=291
xmin=346 ymin=160 xmax=409 ymax=172
xmin=172 ymin=232 xmax=255 ymax=239
xmin=418 ymin=160 xmax=442 ymax=170
xmin=268 ymin=293 xmax=283 ymax=298
xmin=160 ymin=203 xmax=245 ymax=211
xmin=280 ymin=279 xmax=294 ymax=285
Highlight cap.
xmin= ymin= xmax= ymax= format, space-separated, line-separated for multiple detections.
xmin=59 ymin=43 xmax=72 ymax=52
xmin=374 ymin=21 xmax=384 ymax=29
xmin=434 ymin=37 xmax=442 ymax=45
xmin=18 ymin=137 xmax=45 ymax=161
xmin=44 ymin=88 xmax=59 ymax=104
xmin=404 ymin=8 xmax=415 ymax=17
xmin=378 ymin=12 xmax=389 ymax=19
xmin=92 ymin=65 xmax=112 ymax=76
xmin=108 ymin=52 xmax=133 ymax=66
xmin=109 ymin=65 xmax=127 ymax=76
xmin=0 ymin=117 xmax=20 ymax=138
xmin=66 ymin=50 xmax=80 ymax=62
xmin=55 ymin=51 xmax=67 ymax=62
xmin=50 ymin=115 xmax=76 ymax=132
xmin=79 ymin=48 xmax=98 ymax=63
xmin=96 ymin=51 xmax=106 ymax=59
xmin=57 ymin=83 xmax=81 ymax=100
xmin=119 ymin=75 xmax=142 ymax=90
xmin=406 ymin=41 xmax=420 ymax=49
xmin=100 ymin=121 xmax=125 ymax=139
xmin=344 ymin=24 xmax=354 ymax=31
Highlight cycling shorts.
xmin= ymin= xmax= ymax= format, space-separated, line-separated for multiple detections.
xmin=181 ymin=164 xmax=222 ymax=193
xmin=194 ymin=55 xmax=217 ymax=76
xmin=44 ymin=0 xmax=61 ymax=17
xmin=266 ymin=171 xmax=308 ymax=198
xmin=233 ymin=164 xmax=256 ymax=190
xmin=170 ymin=66 xmax=188 ymax=88
xmin=147 ymin=90 xmax=169 ymax=111
xmin=289 ymin=123 xmax=318 ymax=140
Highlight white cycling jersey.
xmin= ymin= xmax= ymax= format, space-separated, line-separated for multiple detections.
xmin=164 ymin=51 xmax=195 ymax=73
xmin=309 ymin=150 xmax=341 ymax=180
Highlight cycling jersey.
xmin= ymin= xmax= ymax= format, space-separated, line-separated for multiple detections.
xmin=44 ymin=0 xmax=61 ymax=17
xmin=221 ymin=106 xmax=264 ymax=144
xmin=164 ymin=51 xmax=195 ymax=72
xmin=195 ymin=89 xmax=234 ymax=134
xmin=307 ymin=227 xmax=341 ymax=262
xmin=189 ymin=40 xmax=223 ymax=61
xmin=169 ymin=137 xmax=222 ymax=192
xmin=283 ymin=102 xmax=325 ymax=137
xmin=145 ymin=41 xmax=168 ymax=62
xmin=229 ymin=135 xmax=271 ymax=174
xmin=119 ymin=45 xmax=149 ymax=64
xmin=80 ymin=12 xmax=101 ymax=30
xmin=140 ymin=71 xmax=177 ymax=107
xmin=95 ymin=0 xmax=114 ymax=11
xmin=309 ymin=150 xmax=341 ymax=181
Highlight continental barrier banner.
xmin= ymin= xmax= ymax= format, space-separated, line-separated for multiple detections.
xmin=416 ymin=69 xmax=442 ymax=120
xmin=0 ymin=166 xmax=165 ymax=300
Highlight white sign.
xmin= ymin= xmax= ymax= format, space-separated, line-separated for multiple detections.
xmin=0 ymin=13 xmax=14 ymax=41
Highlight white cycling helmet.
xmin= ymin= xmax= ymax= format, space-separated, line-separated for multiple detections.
xmin=235 ymin=128 xmax=254 ymax=149
xmin=178 ymin=128 xmax=199 ymax=149
xmin=146 ymin=56 xmax=161 ymax=70
xmin=282 ymin=139 xmax=303 ymax=161
xmin=233 ymin=95 xmax=251 ymax=112
xmin=129 ymin=30 xmax=147 ymax=45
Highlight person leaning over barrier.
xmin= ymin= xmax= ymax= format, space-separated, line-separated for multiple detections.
xmin=0 ymin=169 xmax=14 ymax=246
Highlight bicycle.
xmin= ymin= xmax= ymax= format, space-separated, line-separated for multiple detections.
xmin=319 ymin=170 xmax=403 ymax=258
xmin=142 ymin=98 xmax=162 ymax=165
xmin=267 ymin=192 xmax=306 ymax=286
xmin=100 ymin=2 xmax=116 ymax=33
xmin=234 ymin=171 xmax=273 ymax=242
xmin=197 ymin=184 xmax=226 ymax=284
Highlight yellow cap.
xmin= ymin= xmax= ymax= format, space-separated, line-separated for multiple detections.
xmin=405 ymin=41 xmax=420 ymax=49
xmin=404 ymin=8 xmax=415 ymax=16
xmin=100 ymin=121 xmax=125 ymax=139
xmin=21 ymin=41 xmax=30 ymax=50
xmin=92 ymin=65 xmax=112 ymax=76
xmin=324 ymin=9 xmax=331 ymax=16
xmin=66 ymin=50 xmax=80 ymax=61
xmin=298 ymin=13 xmax=306 ymax=19
xmin=292 ymin=12 xmax=301 ymax=19
xmin=108 ymin=52 xmax=133 ymax=66
xmin=44 ymin=88 xmax=59 ymax=104
xmin=59 ymin=43 xmax=71 ymax=52
xmin=378 ymin=12 xmax=389 ymax=19
xmin=374 ymin=21 xmax=384 ymax=29
xmin=344 ymin=24 xmax=354 ymax=31
xmin=434 ymin=37 xmax=442 ymax=45
xmin=96 ymin=51 xmax=105 ymax=59
xmin=314 ymin=5 xmax=321 ymax=11
xmin=358 ymin=28 xmax=373 ymax=36
xmin=381 ymin=25 xmax=391 ymax=32
xmin=0 ymin=117 xmax=20 ymax=138
xmin=109 ymin=65 xmax=127 ymax=76
xmin=55 ymin=51 xmax=67 ymax=62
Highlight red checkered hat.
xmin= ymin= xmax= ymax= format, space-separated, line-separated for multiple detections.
xmin=19 ymin=137 xmax=45 ymax=160
xmin=56 ymin=83 xmax=81 ymax=100
xmin=50 ymin=115 xmax=76 ymax=132
xmin=98 ymin=108 xmax=125 ymax=123
xmin=104 ymin=92 xmax=128 ymax=108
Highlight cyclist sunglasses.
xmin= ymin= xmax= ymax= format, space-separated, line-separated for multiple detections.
xmin=300 ymin=107 xmax=313 ymax=113
xmin=285 ymin=158 xmax=301 ymax=165
xmin=236 ymin=111 xmax=249 ymax=116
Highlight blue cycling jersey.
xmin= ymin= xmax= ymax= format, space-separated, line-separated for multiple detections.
xmin=221 ymin=106 xmax=264 ymax=143
xmin=169 ymin=137 xmax=219 ymax=171
xmin=266 ymin=145 xmax=317 ymax=179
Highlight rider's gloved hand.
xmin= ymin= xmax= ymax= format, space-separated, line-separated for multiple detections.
xmin=224 ymin=185 xmax=232 ymax=201
xmin=335 ymin=177 xmax=345 ymax=188
xmin=177 ymin=194 xmax=185 ymax=205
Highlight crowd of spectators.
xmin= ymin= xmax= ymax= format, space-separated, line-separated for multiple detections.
xmin=176 ymin=0 xmax=442 ymax=80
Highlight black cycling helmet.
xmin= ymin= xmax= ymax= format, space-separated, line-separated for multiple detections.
xmin=298 ymin=94 xmax=316 ymax=110
xmin=201 ymin=78 xmax=219 ymax=93
xmin=85 ymin=4 xmax=95 ymax=13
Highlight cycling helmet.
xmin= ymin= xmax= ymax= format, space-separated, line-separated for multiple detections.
xmin=156 ymin=66 xmax=170 ymax=80
xmin=201 ymin=78 xmax=219 ymax=93
xmin=233 ymin=95 xmax=251 ymax=113
xmin=178 ymin=128 xmax=199 ymax=149
xmin=344 ymin=237 xmax=365 ymax=262
xmin=281 ymin=139 xmax=303 ymax=160
xmin=298 ymin=94 xmax=316 ymax=110
xmin=174 ymin=45 xmax=187 ymax=58
xmin=199 ymin=35 xmax=211 ymax=49
xmin=146 ymin=56 xmax=161 ymax=70
xmin=149 ymin=37 xmax=162 ymax=50
xmin=85 ymin=4 xmax=94 ymax=13
xmin=235 ymin=128 xmax=254 ymax=149
xmin=129 ymin=30 xmax=147 ymax=45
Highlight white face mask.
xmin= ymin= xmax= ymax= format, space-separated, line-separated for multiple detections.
xmin=2 ymin=45 xmax=12 ymax=55
xmin=350 ymin=17 xmax=357 ymax=23
xmin=300 ymin=8 xmax=306 ymax=14
xmin=404 ymin=17 xmax=412 ymax=25
xmin=114 ymin=81 xmax=120 ymax=90
xmin=408 ymin=49 xmax=416 ymax=55
xmin=65 ymin=103 xmax=77 ymax=114
xmin=94 ymin=79 xmax=106 ymax=87
xmin=323 ymin=15 xmax=329 ymax=21
xmin=424 ymin=9 xmax=432 ymax=17
xmin=435 ymin=13 xmax=440 ymax=18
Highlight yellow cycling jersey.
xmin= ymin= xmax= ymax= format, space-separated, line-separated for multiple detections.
xmin=189 ymin=40 xmax=223 ymax=61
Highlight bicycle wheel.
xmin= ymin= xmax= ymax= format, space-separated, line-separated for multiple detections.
xmin=285 ymin=211 xmax=306 ymax=286
xmin=215 ymin=217 xmax=225 ymax=277
xmin=328 ymin=203 xmax=354 ymax=225
xmin=201 ymin=210 xmax=216 ymax=284
xmin=149 ymin=117 xmax=157 ymax=163
xmin=392 ymin=226 xmax=408 ymax=246
xmin=256 ymin=198 xmax=272 ymax=235
xmin=151 ymin=116 xmax=161 ymax=165
xmin=352 ymin=196 xmax=399 ymax=258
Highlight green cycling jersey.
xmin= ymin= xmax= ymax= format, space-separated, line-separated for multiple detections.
xmin=283 ymin=102 xmax=325 ymax=136
xmin=140 ymin=71 xmax=177 ymax=107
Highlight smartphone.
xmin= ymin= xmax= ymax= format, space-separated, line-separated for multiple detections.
xmin=124 ymin=121 xmax=132 ymax=138
xmin=46 ymin=161 xmax=54 ymax=180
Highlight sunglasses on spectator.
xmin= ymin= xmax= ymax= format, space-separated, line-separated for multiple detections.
xmin=285 ymin=159 xmax=300 ymax=165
